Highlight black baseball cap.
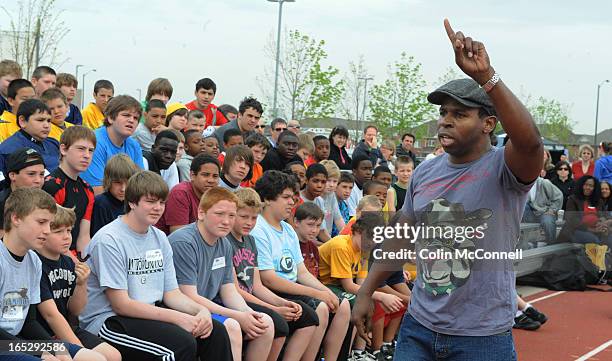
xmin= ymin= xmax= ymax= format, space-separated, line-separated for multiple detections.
xmin=427 ymin=78 xmax=496 ymax=117
xmin=6 ymin=148 xmax=45 ymax=174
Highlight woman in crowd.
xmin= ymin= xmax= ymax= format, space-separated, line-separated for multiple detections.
xmin=601 ymin=181 xmax=611 ymax=214
xmin=557 ymin=175 xmax=611 ymax=247
xmin=572 ymin=144 xmax=595 ymax=180
xmin=328 ymin=125 xmax=352 ymax=170
xmin=551 ymin=160 xmax=574 ymax=210
xmin=380 ymin=140 xmax=396 ymax=173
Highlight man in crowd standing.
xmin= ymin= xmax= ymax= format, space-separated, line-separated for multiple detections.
xmin=396 ymin=133 xmax=419 ymax=167
xmin=352 ymin=125 xmax=387 ymax=168
xmin=214 ymin=97 xmax=262 ymax=151
xmin=267 ymin=118 xmax=287 ymax=148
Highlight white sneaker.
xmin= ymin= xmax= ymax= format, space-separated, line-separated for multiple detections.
xmin=350 ymin=350 xmax=377 ymax=361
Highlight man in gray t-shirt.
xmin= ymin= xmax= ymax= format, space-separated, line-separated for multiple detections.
xmin=352 ymin=20 xmax=544 ymax=361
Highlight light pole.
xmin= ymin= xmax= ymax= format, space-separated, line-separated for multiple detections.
xmin=75 ymin=65 xmax=84 ymax=81
xmin=268 ymin=0 xmax=295 ymax=118
xmin=75 ymin=65 xmax=83 ymax=106
xmin=81 ymin=69 xmax=97 ymax=109
xmin=358 ymin=76 xmax=373 ymax=133
xmin=594 ymin=79 xmax=610 ymax=149
xmin=136 ymin=88 xmax=142 ymax=101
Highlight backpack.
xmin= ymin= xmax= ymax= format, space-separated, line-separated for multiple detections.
xmin=517 ymin=248 xmax=600 ymax=291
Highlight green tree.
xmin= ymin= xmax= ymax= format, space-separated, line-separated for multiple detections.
xmin=0 ymin=0 xmax=69 ymax=77
xmin=526 ymin=96 xmax=574 ymax=143
xmin=367 ymin=53 xmax=435 ymax=138
xmin=258 ymin=29 xmax=344 ymax=120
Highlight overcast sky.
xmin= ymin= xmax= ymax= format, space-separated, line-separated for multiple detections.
xmin=3 ymin=0 xmax=611 ymax=135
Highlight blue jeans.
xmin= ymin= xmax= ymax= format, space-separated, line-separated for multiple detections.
xmin=394 ymin=313 xmax=517 ymax=361
xmin=523 ymin=205 xmax=557 ymax=243
xmin=571 ymin=229 xmax=612 ymax=247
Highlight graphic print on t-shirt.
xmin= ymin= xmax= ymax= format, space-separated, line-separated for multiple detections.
xmin=127 ymin=249 xmax=164 ymax=284
xmin=278 ymin=249 xmax=296 ymax=279
xmin=1 ymin=288 xmax=28 ymax=321
xmin=47 ymin=267 xmax=76 ymax=299
xmin=418 ymin=198 xmax=492 ymax=296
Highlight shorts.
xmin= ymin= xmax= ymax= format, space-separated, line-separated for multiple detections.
xmin=247 ymin=301 xmax=318 ymax=337
xmin=73 ymin=326 xmax=104 ymax=349
xmin=212 ymin=313 xmax=229 ymax=324
xmin=372 ymin=300 xmax=407 ymax=327
xmin=277 ymin=293 xmax=323 ymax=311
xmin=326 ymin=285 xmax=356 ymax=307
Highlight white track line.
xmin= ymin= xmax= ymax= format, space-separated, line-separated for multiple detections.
xmin=528 ymin=291 xmax=566 ymax=304
xmin=575 ymin=340 xmax=612 ymax=361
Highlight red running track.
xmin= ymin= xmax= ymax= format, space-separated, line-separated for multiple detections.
xmin=514 ymin=288 xmax=612 ymax=361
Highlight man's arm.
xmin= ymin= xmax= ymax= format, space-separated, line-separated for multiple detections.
xmin=444 ymin=19 xmax=543 ymax=183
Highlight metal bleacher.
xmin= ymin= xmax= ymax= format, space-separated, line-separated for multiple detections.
xmin=514 ymin=222 xmax=582 ymax=277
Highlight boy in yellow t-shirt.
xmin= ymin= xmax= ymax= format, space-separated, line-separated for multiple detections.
xmin=41 ymin=88 xmax=73 ymax=141
xmin=81 ymin=80 xmax=113 ymax=129
xmin=0 ymin=79 xmax=35 ymax=141
xmin=320 ymin=211 xmax=408 ymax=360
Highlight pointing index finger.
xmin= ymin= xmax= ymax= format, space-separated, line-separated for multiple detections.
xmin=444 ymin=18 xmax=455 ymax=42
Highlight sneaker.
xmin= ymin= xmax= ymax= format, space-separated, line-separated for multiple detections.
xmin=382 ymin=343 xmax=394 ymax=358
xmin=374 ymin=344 xmax=394 ymax=361
xmin=513 ymin=313 xmax=541 ymax=330
xmin=350 ymin=350 xmax=377 ymax=361
xmin=524 ymin=306 xmax=548 ymax=325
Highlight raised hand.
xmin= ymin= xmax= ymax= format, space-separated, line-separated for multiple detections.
xmin=75 ymin=262 xmax=90 ymax=286
xmin=444 ymin=19 xmax=494 ymax=85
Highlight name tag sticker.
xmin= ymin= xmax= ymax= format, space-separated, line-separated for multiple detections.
xmin=145 ymin=249 xmax=163 ymax=263
xmin=212 ymin=257 xmax=226 ymax=270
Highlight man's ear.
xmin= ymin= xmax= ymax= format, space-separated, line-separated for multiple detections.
xmin=483 ymin=116 xmax=497 ymax=134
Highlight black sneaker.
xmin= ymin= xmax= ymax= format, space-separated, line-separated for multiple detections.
xmin=513 ymin=313 xmax=541 ymax=330
xmin=524 ymin=306 xmax=548 ymax=325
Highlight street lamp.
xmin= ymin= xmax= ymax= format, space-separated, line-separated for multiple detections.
xmin=594 ymin=79 xmax=610 ymax=149
xmin=75 ymin=65 xmax=83 ymax=81
xmin=136 ymin=88 xmax=142 ymax=101
xmin=75 ymin=65 xmax=84 ymax=106
xmin=268 ymin=0 xmax=295 ymax=118
xmin=81 ymin=69 xmax=97 ymax=109
xmin=358 ymin=76 xmax=373 ymax=133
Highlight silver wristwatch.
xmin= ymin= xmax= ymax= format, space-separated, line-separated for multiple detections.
xmin=481 ymin=72 xmax=500 ymax=93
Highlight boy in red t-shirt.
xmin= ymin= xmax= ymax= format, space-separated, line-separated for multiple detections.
xmin=184 ymin=78 xmax=228 ymax=128
xmin=293 ymin=203 xmax=324 ymax=277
